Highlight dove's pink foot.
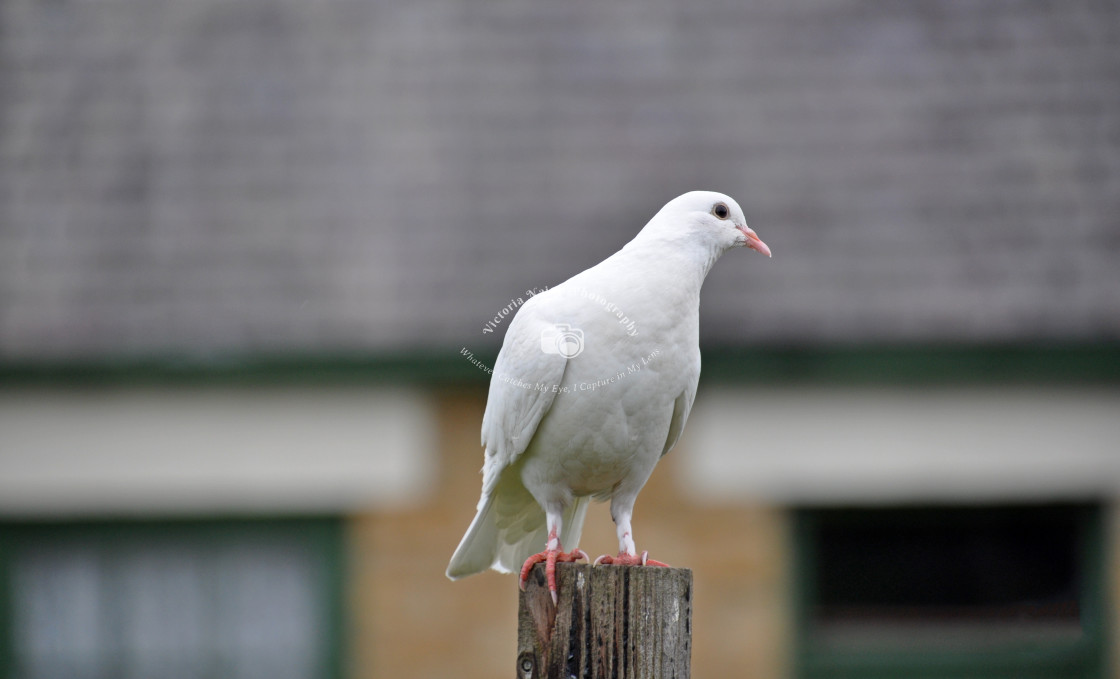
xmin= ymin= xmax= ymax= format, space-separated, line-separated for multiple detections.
xmin=519 ymin=547 xmax=589 ymax=604
xmin=593 ymin=550 xmax=669 ymax=568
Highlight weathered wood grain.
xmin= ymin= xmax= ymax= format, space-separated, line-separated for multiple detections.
xmin=517 ymin=563 xmax=692 ymax=679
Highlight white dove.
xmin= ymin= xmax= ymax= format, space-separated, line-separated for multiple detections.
xmin=447 ymin=191 xmax=771 ymax=602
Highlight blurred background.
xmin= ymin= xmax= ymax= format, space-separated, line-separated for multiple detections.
xmin=1 ymin=0 xmax=1118 ymax=677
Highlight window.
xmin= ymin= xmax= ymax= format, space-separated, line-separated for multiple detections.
xmin=795 ymin=504 xmax=1107 ymax=679
xmin=0 ymin=519 xmax=344 ymax=679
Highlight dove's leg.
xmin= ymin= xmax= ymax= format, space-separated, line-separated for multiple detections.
xmin=518 ymin=507 xmax=588 ymax=604
xmin=593 ymin=494 xmax=669 ymax=568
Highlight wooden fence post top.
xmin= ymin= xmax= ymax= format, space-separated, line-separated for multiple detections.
xmin=517 ymin=563 xmax=693 ymax=679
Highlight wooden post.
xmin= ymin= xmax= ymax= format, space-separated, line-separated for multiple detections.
xmin=516 ymin=563 xmax=692 ymax=679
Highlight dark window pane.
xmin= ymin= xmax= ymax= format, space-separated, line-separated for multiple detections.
xmin=807 ymin=506 xmax=1086 ymax=648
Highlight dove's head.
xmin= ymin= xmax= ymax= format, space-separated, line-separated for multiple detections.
xmin=646 ymin=191 xmax=771 ymax=258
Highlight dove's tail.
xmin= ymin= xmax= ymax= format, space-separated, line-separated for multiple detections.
xmin=446 ymin=477 xmax=590 ymax=580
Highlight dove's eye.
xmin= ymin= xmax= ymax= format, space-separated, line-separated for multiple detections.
xmin=712 ymin=203 xmax=730 ymax=220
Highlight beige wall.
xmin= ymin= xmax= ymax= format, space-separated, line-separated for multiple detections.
xmin=348 ymin=388 xmax=792 ymax=679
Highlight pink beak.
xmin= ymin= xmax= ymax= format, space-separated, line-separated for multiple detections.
xmin=737 ymin=225 xmax=772 ymax=258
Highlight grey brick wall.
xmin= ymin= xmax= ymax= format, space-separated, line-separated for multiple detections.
xmin=1 ymin=0 xmax=1117 ymax=359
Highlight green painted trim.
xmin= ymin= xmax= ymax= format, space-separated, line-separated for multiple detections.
xmin=322 ymin=520 xmax=348 ymax=679
xmin=1080 ymin=507 xmax=1111 ymax=679
xmin=702 ymin=343 xmax=1120 ymax=385
xmin=0 ymin=350 xmax=484 ymax=387
xmin=0 ymin=517 xmax=347 ymax=679
xmin=0 ymin=530 xmax=11 ymax=679
xmin=0 ymin=344 xmax=1116 ymax=387
xmin=792 ymin=504 xmax=1109 ymax=679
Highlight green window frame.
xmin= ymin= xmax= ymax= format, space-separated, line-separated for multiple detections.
xmin=0 ymin=517 xmax=346 ymax=679
xmin=793 ymin=504 xmax=1109 ymax=679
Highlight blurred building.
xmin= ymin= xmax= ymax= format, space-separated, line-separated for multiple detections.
xmin=1 ymin=1 xmax=1118 ymax=678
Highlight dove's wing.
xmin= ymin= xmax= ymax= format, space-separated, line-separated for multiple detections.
xmin=446 ymin=295 xmax=577 ymax=579
xmin=479 ymin=302 xmax=569 ymax=498
xmin=660 ymin=351 xmax=700 ymax=457
xmin=662 ymin=386 xmax=696 ymax=458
